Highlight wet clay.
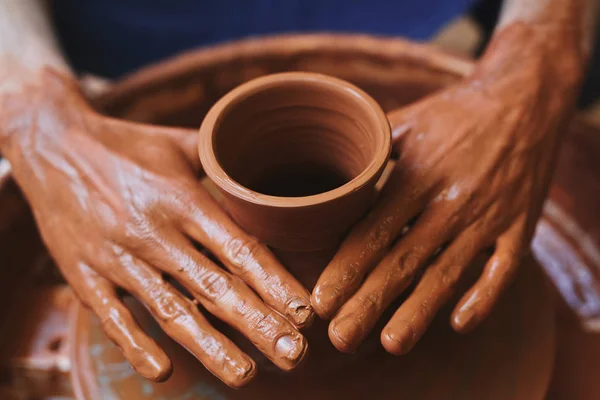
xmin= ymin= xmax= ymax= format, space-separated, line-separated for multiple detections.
xmin=197 ymin=0 xmax=588 ymax=360
xmin=1 ymin=33 xmax=599 ymax=399
xmin=1 ymin=0 xmax=593 ymax=394
xmin=0 ymin=68 xmax=313 ymax=388
xmin=199 ymin=72 xmax=391 ymax=251
xmin=311 ymin=1 xmax=589 ymax=354
xmin=70 ymin=260 xmax=554 ymax=400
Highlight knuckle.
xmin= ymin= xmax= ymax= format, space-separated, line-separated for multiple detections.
xmin=359 ymin=293 xmax=382 ymax=314
xmin=439 ymin=262 xmax=462 ymax=288
xmin=151 ymin=288 xmax=190 ymax=324
xmin=171 ymin=184 xmax=198 ymax=212
xmin=111 ymin=216 xmax=158 ymax=251
xmin=340 ymin=261 xmax=361 ymax=287
xmin=107 ymin=216 xmax=139 ymax=243
xmin=246 ymin=309 xmax=279 ymax=333
xmin=224 ymin=236 xmax=261 ymax=273
xmin=366 ymin=220 xmax=394 ymax=252
xmin=394 ymin=247 xmax=422 ymax=275
xmin=197 ymin=270 xmax=235 ymax=303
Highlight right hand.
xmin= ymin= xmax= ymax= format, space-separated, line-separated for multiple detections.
xmin=0 ymin=68 xmax=313 ymax=387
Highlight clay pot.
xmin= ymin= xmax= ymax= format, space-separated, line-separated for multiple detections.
xmin=199 ymin=72 xmax=391 ymax=251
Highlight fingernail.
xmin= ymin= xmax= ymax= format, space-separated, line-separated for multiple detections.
xmin=275 ymin=334 xmax=307 ymax=367
xmin=382 ymin=323 xmax=414 ymax=355
xmin=312 ymin=285 xmax=342 ymax=319
xmin=225 ymin=356 xmax=256 ymax=388
xmin=237 ymin=357 xmax=256 ymax=380
xmin=329 ymin=315 xmax=359 ymax=353
xmin=286 ymin=298 xmax=315 ymax=329
xmin=453 ymin=308 xmax=476 ymax=332
xmin=143 ymin=356 xmax=172 ymax=382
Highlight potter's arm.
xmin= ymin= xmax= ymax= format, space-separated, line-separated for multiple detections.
xmin=313 ymin=0 xmax=598 ymax=356
xmin=0 ymin=1 xmax=313 ymax=387
xmin=477 ymin=0 xmax=596 ymax=93
xmin=0 ymin=0 xmax=71 ymax=153
xmin=0 ymin=0 xmax=71 ymax=91
xmin=497 ymin=0 xmax=597 ymax=58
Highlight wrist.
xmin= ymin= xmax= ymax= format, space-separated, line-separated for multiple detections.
xmin=476 ymin=22 xmax=584 ymax=98
xmin=0 ymin=66 xmax=82 ymax=157
xmin=0 ymin=55 xmax=74 ymax=95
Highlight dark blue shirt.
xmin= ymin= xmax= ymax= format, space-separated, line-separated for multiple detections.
xmin=52 ymin=0 xmax=476 ymax=78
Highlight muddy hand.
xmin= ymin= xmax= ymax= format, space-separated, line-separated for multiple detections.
xmin=313 ymin=26 xmax=583 ymax=355
xmin=0 ymin=69 xmax=312 ymax=387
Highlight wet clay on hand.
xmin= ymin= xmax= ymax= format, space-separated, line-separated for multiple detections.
xmin=312 ymin=21 xmax=585 ymax=354
xmin=0 ymin=68 xmax=313 ymax=388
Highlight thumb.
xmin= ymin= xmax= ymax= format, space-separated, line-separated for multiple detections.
xmin=387 ymin=106 xmax=419 ymax=154
xmin=386 ymin=93 xmax=439 ymax=153
xmin=166 ymin=127 xmax=202 ymax=174
xmin=139 ymin=124 xmax=203 ymax=175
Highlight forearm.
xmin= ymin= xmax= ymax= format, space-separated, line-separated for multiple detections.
xmin=498 ymin=0 xmax=597 ymax=59
xmin=481 ymin=0 xmax=597 ymax=90
xmin=0 ymin=0 xmax=73 ymax=153
xmin=0 ymin=0 xmax=71 ymax=88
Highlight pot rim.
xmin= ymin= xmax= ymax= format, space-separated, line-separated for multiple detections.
xmin=199 ymin=71 xmax=392 ymax=208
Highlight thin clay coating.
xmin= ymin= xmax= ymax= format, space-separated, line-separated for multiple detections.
xmin=0 ymin=68 xmax=312 ymax=387
xmin=313 ymin=8 xmax=587 ymax=354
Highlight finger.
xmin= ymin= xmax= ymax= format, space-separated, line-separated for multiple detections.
xmin=326 ymin=203 xmax=454 ymax=353
xmin=105 ymin=117 xmax=202 ymax=173
xmin=380 ymin=217 xmax=492 ymax=355
xmin=451 ymin=215 xmax=526 ymax=333
xmin=112 ymin=252 xmax=257 ymax=388
xmin=143 ymin=123 xmax=201 ymax=173
xmin=387 ymin=98 xmax=432 ymax=149
xmin=65 ymin=262 xmax=172 ymax=381
xmin=178 ymin=189 xmax=314 ymax=328
xmin=137 ymin=230 xmax=308 ymax=371
xmin=312 ymin=167 xmax=430 ymax=319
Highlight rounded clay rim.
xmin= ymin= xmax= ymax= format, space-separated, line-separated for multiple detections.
xmin=199 ymin=72 xmax=392 ymax=208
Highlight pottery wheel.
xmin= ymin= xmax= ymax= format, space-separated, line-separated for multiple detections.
xmin=70 ymin=255 xmax=553 ymax=400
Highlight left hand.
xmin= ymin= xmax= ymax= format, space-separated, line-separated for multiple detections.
xmin=311 ymin=47 xmax=578 ymax=354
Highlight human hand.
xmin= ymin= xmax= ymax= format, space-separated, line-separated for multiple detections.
xmin=312 ymin=38 xmax=580 ymax=355
xmin=0 ymin=69 xmax=313 ymax=387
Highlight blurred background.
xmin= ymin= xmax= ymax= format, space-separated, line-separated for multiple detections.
xmin=54 ymin=0 xmax=600 ymax=125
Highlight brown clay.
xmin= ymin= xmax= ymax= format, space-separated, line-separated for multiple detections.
xmin=199 ymin=72 xmax=391 ymax=251
xmin=70 ymin=259 xmax=554 ymax=400
xmin=1 ymin=32 xmax=599 ymax=399
xmin=0 ymin=68 xmax=313 ymax=388
xmin=1 ymin=1 xmax=596 ymax=396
